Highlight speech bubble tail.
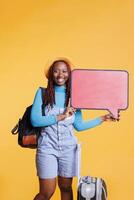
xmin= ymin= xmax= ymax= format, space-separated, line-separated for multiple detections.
xmin=109 ymin=108 xmax=119 ymax=119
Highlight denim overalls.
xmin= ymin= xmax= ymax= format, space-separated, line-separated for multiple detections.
xmin=36 ymin=105 xmax=78 ymax=179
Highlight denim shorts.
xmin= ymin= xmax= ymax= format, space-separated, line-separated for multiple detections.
xmin=36 ymin=135 xmax=78 ymax=179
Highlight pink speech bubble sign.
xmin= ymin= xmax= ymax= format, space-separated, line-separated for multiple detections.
xmin=71 ymin=69 xmax=129 ymax=118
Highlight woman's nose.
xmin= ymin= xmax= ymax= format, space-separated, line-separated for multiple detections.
xmin=58 ymin=72 xmax=64 ymax=77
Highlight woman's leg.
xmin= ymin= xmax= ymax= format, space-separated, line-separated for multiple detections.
xmin=34 ymin=178 xmax=57 ymax=200
xmin=58 ymin=176 xmax=73 ymax=200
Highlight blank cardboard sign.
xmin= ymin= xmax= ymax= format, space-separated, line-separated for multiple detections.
xmin=71 ymin=69 xmax=129 ymax=118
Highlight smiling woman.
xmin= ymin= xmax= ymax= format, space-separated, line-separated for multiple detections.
xmin=29 ymin=58 xmax=116 ymax=200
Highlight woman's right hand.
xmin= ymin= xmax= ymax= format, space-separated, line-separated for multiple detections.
xmin=64 ymin=107 xmax=76 ymax=118
xmin=56 ymin=114 xmax=66 ymax=121
xmin=57 ymin=107 xmax=76 ymax=122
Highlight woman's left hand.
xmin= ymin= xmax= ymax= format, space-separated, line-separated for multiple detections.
xmin=101 ymin=113 xmax=120 ymax=122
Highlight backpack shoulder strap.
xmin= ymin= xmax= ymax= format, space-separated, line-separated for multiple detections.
xmin=39 ymin=87 xmax=46 ymax=116
xmin=40 ymin=87 xmax=46 ymax=100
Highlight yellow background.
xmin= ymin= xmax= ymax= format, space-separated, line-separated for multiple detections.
xmin=0 ymin=0 xmax=134 ymax=199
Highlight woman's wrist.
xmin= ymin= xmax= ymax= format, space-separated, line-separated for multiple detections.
xmin=100 ymin=116 xmax=106 ymax=122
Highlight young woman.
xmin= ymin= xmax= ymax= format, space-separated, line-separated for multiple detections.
xmin=30 ymin=58 xmax=117 ymax=200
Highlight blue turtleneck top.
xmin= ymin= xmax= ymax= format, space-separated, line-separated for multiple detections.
xmin=30 ymin=86 xmax=103 ymax=131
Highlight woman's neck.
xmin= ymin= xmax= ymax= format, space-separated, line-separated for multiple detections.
xmin=54 ymin=85 xmax=66 ymax=92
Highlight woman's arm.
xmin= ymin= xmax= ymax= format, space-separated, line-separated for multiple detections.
xmin=73 ymin=109 xmax=103 ymax=131
xmin=30 ymin=88 xmax=66 ymax=127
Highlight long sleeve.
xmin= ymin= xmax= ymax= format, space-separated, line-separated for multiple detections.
xmin=73 ymin=109 xmax=103 ymax=131
xmin=30 ymin=88 xmax=57 ymax=127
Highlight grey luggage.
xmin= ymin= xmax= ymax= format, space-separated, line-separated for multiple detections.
xmin=77 ymin=176 xmax=107 ymax=200
xmin=76 ymin=144 xmax=108 ymax=200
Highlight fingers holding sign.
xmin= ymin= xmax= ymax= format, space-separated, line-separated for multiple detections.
xmin=101 ymin=112 xmax=120 ymax=122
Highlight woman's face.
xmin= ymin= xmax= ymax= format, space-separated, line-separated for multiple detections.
xmin=53 ymin=62 xmax=69 ymax=86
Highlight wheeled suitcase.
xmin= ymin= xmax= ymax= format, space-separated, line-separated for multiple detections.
xmin=77 ymin=144 xmax=108 ymax=200
xmin=77 ymin=176 xmax=107 ymax=200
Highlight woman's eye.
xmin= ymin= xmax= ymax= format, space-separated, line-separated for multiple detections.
xmin=53 ymin=70 xmax=68 ymax=74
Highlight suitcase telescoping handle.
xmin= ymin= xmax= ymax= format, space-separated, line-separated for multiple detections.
xmin=77 ymin=143 xmax=82 ymax=187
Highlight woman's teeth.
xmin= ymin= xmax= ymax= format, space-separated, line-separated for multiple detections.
xmin=57 ymin=78 xmax=64 ymax=82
